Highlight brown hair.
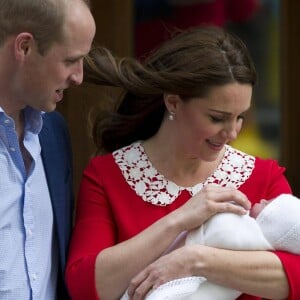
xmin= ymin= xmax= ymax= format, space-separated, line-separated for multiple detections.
xmin=84 ymin=26 xmax=257 ymax=153
xmin=0 ymin=0 xmax=90 ymax=54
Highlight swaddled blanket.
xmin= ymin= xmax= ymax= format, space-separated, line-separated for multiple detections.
xmin=121 ymin=194 xmax=300 ymax=300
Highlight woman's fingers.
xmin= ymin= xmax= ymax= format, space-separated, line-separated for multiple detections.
xmin=127 ymin=248 xmax=190 ymax=300
xmin=199 ymin=184 xmax=251 ymax=211
xmin=177 ymin=184 xmax=251 ymax=231
xmin=210 ymin=187 xmax=251 ymax=212
xmin=127 ymin=270 xmax=152 ymax=300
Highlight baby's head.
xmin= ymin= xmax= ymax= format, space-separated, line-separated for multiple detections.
xmin=253 ymin=193 xmax=300 ymax=254
xmin=250 ymin=199 xmax=273 ymax=218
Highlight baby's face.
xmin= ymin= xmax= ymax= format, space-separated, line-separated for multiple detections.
xmin=250 ymin=199 xmax=272 ymax=218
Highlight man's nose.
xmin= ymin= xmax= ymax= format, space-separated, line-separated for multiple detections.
xmin=70 ymin=60 xmax=84 ymax=85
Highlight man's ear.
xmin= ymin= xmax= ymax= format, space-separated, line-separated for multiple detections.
xmin=164 ymin=93 xmax=181 ymax=113
xmin=14 ymin=32 xmax=35 ymax=60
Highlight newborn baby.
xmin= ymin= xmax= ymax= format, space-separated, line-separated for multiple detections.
xmin=121 ymin=193 xmax=300 ymax=300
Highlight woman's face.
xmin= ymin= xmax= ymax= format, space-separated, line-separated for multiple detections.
xmin=168 ymin=82 xmax=252 ymax=161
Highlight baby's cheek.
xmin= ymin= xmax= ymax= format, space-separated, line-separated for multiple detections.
xmin=250 ymin=204 xmax=261 ymax=218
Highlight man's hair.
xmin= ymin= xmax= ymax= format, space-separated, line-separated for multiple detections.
xmin=0 ymin=0 xmax=90 ymax=55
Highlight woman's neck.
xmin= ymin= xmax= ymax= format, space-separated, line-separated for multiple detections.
xmin=142 ymin=133 xmax=225 ymax=187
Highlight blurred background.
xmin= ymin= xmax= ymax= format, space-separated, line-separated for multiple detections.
xmin=57 ymin=0 xmax=300 ymax=196
xmin=133 ymin=0 xmax=280 ymax=159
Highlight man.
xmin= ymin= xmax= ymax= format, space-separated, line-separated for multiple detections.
xmin=0 ymin=0 xmax=96 ymax=299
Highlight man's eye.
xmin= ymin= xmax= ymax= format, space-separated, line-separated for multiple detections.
xmin=65 ymin=59 xmax=77 ymax=65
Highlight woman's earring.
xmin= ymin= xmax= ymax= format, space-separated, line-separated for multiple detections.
xmin=169 ymin=112 xmax=175 ymax=121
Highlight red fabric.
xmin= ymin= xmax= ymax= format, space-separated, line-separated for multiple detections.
xmin=65 ymin=153 xmax=299 ymax=300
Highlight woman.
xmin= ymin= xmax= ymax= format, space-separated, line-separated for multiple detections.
xmin=66 ymin=26 xmax=298 ymax=300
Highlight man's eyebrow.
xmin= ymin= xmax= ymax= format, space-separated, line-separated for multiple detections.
xmin=66 ymin=54 xmax=86 ymax=60
xmin=70 ymin=55 xmax=84 ymax=60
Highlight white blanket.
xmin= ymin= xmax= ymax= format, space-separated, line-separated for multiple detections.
xmin=121 ymin=194 xmax=300 ymax=300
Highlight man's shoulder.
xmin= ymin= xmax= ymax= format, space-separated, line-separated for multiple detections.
xmin=40 ymin=111 xmax=70 ymax=141
xmin=42 ymin=111 xmax=67 ymax=127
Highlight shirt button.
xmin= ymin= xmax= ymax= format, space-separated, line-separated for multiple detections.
xmin=10 ymin=147 xmax=15 ymax=152
xmin=27 ymin=229 xmax=33 ymax=236
xmin=32 ymin=274 xmax=37 ymax=281
xmin=4 ymin=119 xmax=10 ymax=124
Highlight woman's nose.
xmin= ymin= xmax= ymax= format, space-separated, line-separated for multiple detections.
xmin=221 ymin=121 xmax=241 ymax=141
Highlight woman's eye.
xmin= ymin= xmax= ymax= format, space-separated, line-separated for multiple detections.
xmin=210 ymin=116 xmax=224 ymax=123
xmin=210 ymin=115 xmax=245 ymax=123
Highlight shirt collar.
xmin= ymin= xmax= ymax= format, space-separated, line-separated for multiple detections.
xmin=0 ymin=106 xmax=44 ymax=134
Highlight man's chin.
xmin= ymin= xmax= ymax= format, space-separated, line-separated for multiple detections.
xmin=40 ymin=103 xmax=57 ymax=113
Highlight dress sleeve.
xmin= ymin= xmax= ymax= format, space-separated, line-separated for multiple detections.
xmin=273 ymin=251 xmax=300 ymax=300
xmin=244 ymin=158 xmax=300 ymax=299
xmin=239 ymin=158 xmax=292 ymax=202
xmin=65 ymin=157 xmax=116 ymax=300
xmin=264 ymin=159 xmax=293 ymax=197
xmin=271 ymin=192 xmax=300 ymax=300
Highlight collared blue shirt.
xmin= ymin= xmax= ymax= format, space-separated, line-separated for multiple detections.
xmin=0 ymin=107 xmax=57 ymax=300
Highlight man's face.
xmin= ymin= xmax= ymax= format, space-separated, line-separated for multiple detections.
xmin=14 ymin=1 xmax=96 ymax=112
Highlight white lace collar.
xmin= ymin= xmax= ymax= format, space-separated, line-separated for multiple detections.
xmin=113 ymin=142 xmax=255 ymax=206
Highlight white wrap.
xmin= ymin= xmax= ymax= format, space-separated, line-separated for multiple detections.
xmin=256 ymin=194 xmax=300 ymax=255
xmin=121 ymin=194 xmax=300 ymax=300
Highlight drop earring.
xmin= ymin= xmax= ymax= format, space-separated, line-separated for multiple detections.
xmin=168 ymin=112 xmax=175 ymax=121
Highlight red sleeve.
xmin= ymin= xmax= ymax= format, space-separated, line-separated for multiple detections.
xmin=239 ymin=158 xmax=292 ymax=203
xmin=65 ymin=157 xmax=116 ymax=300
xmin=240 ymin=158 xmax=300 ymax=299
xmin=273 ymin=251 xmax=300 ymax=300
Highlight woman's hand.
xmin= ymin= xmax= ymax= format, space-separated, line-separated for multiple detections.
xmin=174 ymin=184 xmax=251 ymax=232
xmin=127 ymin=246 xmax=195 ymax=300
xmin=127 ymin=185 xmax=251 ymax=300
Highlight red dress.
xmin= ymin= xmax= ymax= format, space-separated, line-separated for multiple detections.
xmin=66 ymin=142 xmax=299 ymax=300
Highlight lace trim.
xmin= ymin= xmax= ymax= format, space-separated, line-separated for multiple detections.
xmin=121 ymin=276 xmax=204 ymax=300
xmin=113 ymin=142 xmax=255 ymax=206
xmin=147 ymin=276 xmax=205 ymax=300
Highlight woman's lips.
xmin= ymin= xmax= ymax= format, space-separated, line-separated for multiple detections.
xmin=206 ymin=139 xmax=224 ymax=151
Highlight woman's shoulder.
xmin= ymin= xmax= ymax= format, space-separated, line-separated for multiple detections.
xmin=226 ymin=144 xmax=285 ymax=173
xmin=253 ymin=154 xmax=286 ymax=174
xmin=230 ymin=146 xmax=292 ymax=201
xmin=83 ymin=142 xmax=142 ymax=175
xmin=89 ymin=152 xmax=114 ymax=164
xmin=84 ymin=152 xmax=115 ymax=175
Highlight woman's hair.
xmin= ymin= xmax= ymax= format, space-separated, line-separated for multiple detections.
xmin=0 ymin=0 xmax=90 ymax=55
xmin=84 ymin=26 xmax=257 ymax=154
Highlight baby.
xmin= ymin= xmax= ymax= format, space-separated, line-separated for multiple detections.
xmin=121 ymin=193 xmax=300 ymax=300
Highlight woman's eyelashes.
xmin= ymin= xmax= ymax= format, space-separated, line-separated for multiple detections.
xmin=209 ymin=114 xmax=245 ymax=123
xmin=210 ymin=115 xmax=225 ymax=123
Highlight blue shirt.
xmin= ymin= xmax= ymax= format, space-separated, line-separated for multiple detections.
xmin=0 ymin=107 xmax=58 ymax=300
